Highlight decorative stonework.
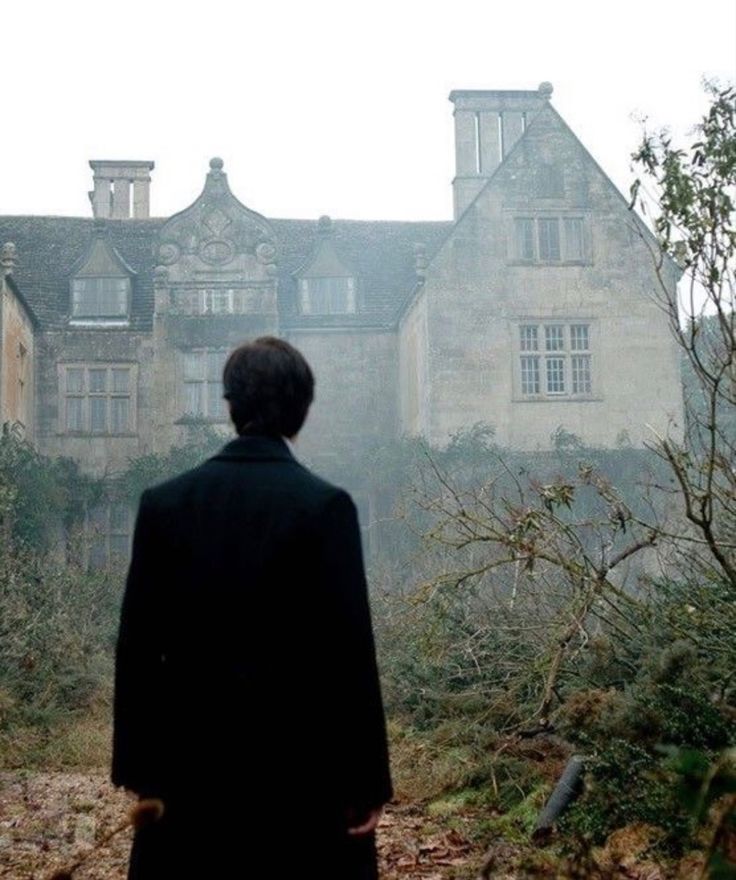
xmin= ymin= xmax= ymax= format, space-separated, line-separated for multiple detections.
xmin=154 ymin=158 xmax=279 ymax=296
xmin=1 ymin=242 xmax=18 ymax=276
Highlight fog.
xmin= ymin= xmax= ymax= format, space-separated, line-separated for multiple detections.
xmin=1 ymin=0 xmax=734 ymax=220
xmin=1 ymin=5 xmax=735 ymax=875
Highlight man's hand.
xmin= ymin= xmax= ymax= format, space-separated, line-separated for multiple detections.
xmin=347 ymin=806 xmax=383 ymax=836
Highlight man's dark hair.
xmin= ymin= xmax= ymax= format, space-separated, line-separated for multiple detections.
xmin=222 ymin=337 xmax=315 ymax=438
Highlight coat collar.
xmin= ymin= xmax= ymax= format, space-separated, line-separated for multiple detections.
xmin=211 ymin=435 xmax=297 ymax=463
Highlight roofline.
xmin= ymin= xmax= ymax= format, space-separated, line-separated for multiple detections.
xmin=542 ymin=103 xmax=681 ymax=277
xmin=449 ymin=89 xmax=542 ymax=101
xmin=4 ymin=274 xmax=40 ymax=329
xmin=89 ymin=160 xmax=155 ymax=169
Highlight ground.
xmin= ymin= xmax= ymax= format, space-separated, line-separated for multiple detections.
xmin=0 ymin=772 xmax=479 ymax=879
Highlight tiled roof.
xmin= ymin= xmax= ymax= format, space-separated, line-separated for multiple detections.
xmin=0 ymin=217 xmax=161 ymax=331
xmin=0 ymin=215 xmax=451 ymax=331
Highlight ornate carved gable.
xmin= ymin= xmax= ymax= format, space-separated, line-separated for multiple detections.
xmin=155 ymin=158 xmax=278 ymax=285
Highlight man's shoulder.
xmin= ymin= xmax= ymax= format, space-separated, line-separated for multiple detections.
xmin=140 ymin=453 xmax=351 ymax=512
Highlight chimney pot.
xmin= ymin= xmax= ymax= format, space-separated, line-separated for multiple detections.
xmin=89 ymin=160 xmax=155 ymax=219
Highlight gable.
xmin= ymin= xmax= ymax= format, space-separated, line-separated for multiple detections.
xmin=456 ymin=103 xmax=678 ymax=277
xmin=156 ymin=159 xmax=278 ymax=286
xmin=72 ymin=232 xmax=136 ymax=279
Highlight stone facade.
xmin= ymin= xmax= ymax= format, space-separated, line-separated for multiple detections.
xmin=0 ymin=83 xmax=684 ymax=548
xmin=0 ymin=243 xmax=36 ymax=437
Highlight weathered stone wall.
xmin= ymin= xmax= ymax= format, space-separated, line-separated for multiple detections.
xmin=398 ymin=288 xmax=429 ymax=437
xmin=0 ymin=279 xmax=35 ymax=436
xmin=36 ymin=329 xmax=153 ymax=475
xmin=289 ymin=328 xmax=399 ymax=476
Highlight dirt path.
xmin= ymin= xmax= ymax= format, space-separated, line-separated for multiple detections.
xmin=0 ymin=772 xmax=478 ymax=879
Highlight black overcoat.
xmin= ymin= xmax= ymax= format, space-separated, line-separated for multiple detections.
xmin=112 ymin=435 xmax=392 ymax=879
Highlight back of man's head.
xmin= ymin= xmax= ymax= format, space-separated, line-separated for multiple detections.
xmin=223 ymin=337 xmax=315 ymax=438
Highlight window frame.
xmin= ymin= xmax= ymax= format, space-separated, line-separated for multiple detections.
xmin=298 ymin=276 xmax=357 ymax=315
xmin=509 ymin=213 xmax=590 ymax=265
xmin=59 ymin=363 xmax=137 ymax=436
xmin=69 ymin=276 xmax=132 ymax=324
xmin=512 ymin=320 xmax=598 ymax=402
xmin=86 ymin=501 xmax=132 ymax=570
xmin=179 ymin=347 xmax=230 ymax=423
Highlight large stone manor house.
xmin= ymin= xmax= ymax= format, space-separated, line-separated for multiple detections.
xmin=0 ymin=83 xmax=683 ymax=560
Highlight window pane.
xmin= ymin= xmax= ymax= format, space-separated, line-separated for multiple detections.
xmin=210 ymin=291 xmax=231 ymax=314
xmin=184 ymin=382 xmax=204 ymax=416
xmin=207 ymin=350 xmax=226 ymax=380
xmin=520 ymin=356 xmax=540 ymax=395
xmin=207 ymin=382 xmax=223 ymax=417
xmin=515 ymin=218 xmax=535 ymax=261
xmin=183 ymin=351 xmax=204 ymax=380
xmin=111 ymin=368 xmax=130 ymax=393
xmin=66 ymin=397 xmax=84 ymax=431
xmin=564 ymin=218 xmax=584 ymax=261
xmin=570 ymin=324 xmax=590 ymax=351
xmin=572 ymin=355 xmax=592 ymax=394
xmin=302 ymin=277 xmax=354 ymax=314
xmin=520 ymin=325 xmax=538 ymax=352
xmin=72 ymin=278 xmax=128 ymax=318
xmin=90 ymin=397 xmax=107 ymax=433
xmin=66 ymin=368 xmax=84 ymax=393
xmin=546 ymin=357 xmax=566 ymax=393
xmin=89 ymin=369 xmax=107 ymax=393
xmin=110 ymin=397 xmax=129 ymax=433
xmin=72 ymin=280 xmax=98 ymax=317
xmin=538 ymin=218 xmax=561 ymax=261
xmin=545 ymin=325 xmax=565 ymax=351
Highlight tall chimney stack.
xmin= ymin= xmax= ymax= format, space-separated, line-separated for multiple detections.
xmin=88 ymin=160 xmax=155 ymax=219
xmin=448 ymin=82 xmax=553 ymax=219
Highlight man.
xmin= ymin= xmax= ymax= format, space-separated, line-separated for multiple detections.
xmin=112 ymin=337 xmax=392 ymax=879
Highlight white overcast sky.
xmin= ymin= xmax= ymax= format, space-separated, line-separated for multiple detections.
xmin=3 ymin=0 xmax=735 ymax=221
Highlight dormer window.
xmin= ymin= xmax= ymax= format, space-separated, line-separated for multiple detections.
xmin=295 ymin=216 xmax=358 ymax=317
xmin=71 ymin=277 xmax=130 ymax=319
xmin=69 ymin=226 xmax=135 ymax=325
xmin=299 ymin=277 xmax=356 ymax=315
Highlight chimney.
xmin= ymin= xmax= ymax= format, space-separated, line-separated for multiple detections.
xmin=88 ymin=160 xmax=155 ymax=219
xmin=448 ymin=82 xmax=553 ymax=219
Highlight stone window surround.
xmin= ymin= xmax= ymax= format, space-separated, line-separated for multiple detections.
xmin=177 ymin=347 xmax=230 ymax=424
xmin=511 ymin=318 xmax=601 ymax=403
xmin=86 ymin=501 xmax=132 ymax=569
xmin=507 ymin=211 xmax=591 ymax=266
xmin=58 ymin=362 xmax=138 ymax=436
xmin=298 ymin=276 xmax=357 ymax=315
xmin=171 ymin=287 xmax=259 ymax=316
xmin=69 ymin=276 xmax=132 ymax=325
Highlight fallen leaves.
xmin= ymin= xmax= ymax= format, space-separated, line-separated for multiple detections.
xmin=0 ymin=772 xmax=479 ymax=879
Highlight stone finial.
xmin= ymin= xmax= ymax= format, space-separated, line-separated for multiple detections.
xmin=153 ymin=265 xmax=169 ymax=287
xmin=538 ymin=82 xmax=554 ymax=100
xmin=1 ymin=242 xmax=18 ymax=276
xmin=414 ymin=242 xmax=428 ymax=280
xmin=209 ymin=157 xmax=225 ymax=174
xmin=317 ymin=215 xmax=333 ymax=236
xmin=256 ymin=241 xmax=278 ymax=277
